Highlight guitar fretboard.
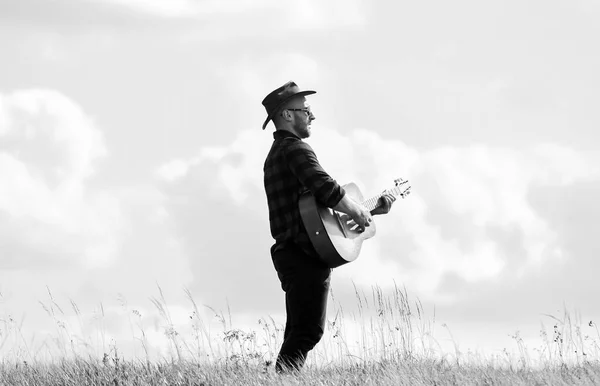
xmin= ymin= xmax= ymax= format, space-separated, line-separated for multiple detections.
xmin=361 ymin=184 xmax=410 ymax=212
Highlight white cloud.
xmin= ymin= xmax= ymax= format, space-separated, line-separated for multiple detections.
xmin=96 ymin=0 xmax=271 ymax=17
xmin=156 ymin=158 xmax=194 ymax=182
xmin=286 ymin=0 xmax=366 ymax=30
xmin=93 ymin=0 xmax=365 ymax=31
xmin=0 ymin=89 xmax=121 ymax=268
xmin=311 ymin=129 xmax=598 ymax=296
xmin=1 ymin=89 xmax=106 ymax=181
xmin=157 ymin=126 xmax=599 ymax=301
xmin=217 ymin=52 xmax=321 ymax=103
xmin=101 ymin=0 xmax=198 ymax=17
xmin=158 ymin=130 xmax=270 ymax=207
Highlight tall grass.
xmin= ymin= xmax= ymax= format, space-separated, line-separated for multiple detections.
xmin=1 ymin=284 xmax=600 ymax=385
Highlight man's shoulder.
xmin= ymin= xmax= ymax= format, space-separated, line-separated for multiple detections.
xmin=265 ymin=136 xmax=305 ymax=159
xmin=280 ymin=136 xmax=313 ymax=153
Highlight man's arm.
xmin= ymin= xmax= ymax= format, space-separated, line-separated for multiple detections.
xmin=332 ymin=194 xmax=374 ymax=232
xmin=284 ymin=139 xmax=383 ymax=232
xmin=284 ymin=139 xmax=345 ymax=207
xmin=333 ymin=192 xmax=396 ymax=231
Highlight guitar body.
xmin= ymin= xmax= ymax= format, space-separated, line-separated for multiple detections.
xmin=299 ymin=182 xmax=376 ymax=268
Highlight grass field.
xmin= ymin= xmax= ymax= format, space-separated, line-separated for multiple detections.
xmin=1 ymin=285 xmax=599 ymax=385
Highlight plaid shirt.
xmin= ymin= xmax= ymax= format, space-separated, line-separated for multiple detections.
xmin=264 ymin=130 xmax=346 ymax=253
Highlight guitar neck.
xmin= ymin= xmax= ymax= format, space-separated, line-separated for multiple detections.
xmin=361 ymin=184 xmax=408 ymax=211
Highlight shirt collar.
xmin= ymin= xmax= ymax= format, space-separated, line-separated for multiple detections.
xmin=273 ymin=130 xmax=301 ymax=140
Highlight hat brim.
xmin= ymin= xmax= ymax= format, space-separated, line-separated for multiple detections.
xmin=262 ymin=90 xmax=316 ymax=130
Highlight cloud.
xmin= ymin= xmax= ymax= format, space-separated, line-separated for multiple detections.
xmin=310 ymin=129 xmax=599 ymax=298
xmin=95 ymin=0 xmax=268 ymax=18
xmin=156 ymin=158 xmax=195 ymax=183
xmin=155 ymin=130 xmax=277 ymax=313
xmin=156 ymin=130 xmax=268 ymax=207
xmin=0 ymin=89 xmax=121 ymax=269
xmin=218 ymin=53 xmax=320 ymax=101
xmin=89 ymin=0 xmax=365 ymax=30
xmin=0 ymin=90 xmax=197 ymax=359
xmin=284 ymin=0 xmax=366 ymax=30
xmin=1 ymin=90 xmax=106 ymax=178
xmin=156 ymin=126 xmax=599 ymax=308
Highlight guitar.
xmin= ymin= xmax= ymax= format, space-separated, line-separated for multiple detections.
xmin=299 ymin=178 xmax=411 ymax=268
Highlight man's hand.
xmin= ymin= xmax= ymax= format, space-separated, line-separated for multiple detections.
xmin=347 ymin=205 xmax=373 ymax=233
xmin=333 ymin=194 xmax=373 ymax=232
xmin=370 ymin=193 xmax=396 ymax=216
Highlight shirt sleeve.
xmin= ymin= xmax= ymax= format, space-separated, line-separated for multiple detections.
xmin=283 ymin=138 xmax=346 ymax=208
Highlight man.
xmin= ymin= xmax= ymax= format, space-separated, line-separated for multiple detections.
xmin=261 ymin=81 xmax=396 ymax=372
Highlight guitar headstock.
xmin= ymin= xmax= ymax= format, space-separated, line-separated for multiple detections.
xmin=385 ymin=177 xmax=411 ymax=198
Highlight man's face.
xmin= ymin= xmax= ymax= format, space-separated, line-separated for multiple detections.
xmin=286 ymin=97 xmax=315 ymax=139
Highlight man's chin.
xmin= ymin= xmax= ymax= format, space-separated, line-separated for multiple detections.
xmin=298 ymin=128 xmax=311 ymax=139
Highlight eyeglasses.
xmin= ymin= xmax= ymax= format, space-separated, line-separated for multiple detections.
xmin=286 ymin=108 xmax=312 ymax=116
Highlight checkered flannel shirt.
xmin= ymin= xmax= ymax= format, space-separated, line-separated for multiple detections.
xmin=263 ymin=130 xmax=346 ymax=253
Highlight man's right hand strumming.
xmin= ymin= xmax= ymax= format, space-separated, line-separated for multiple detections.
xmin=333 ymin=194 xmax=373 ymax=232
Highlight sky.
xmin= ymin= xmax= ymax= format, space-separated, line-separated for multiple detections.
xmin=1 ymin=0 xmax=599 ymax=363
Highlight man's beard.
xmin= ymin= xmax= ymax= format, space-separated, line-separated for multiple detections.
xmin=295 ymin=122 xmax=311 ymax=139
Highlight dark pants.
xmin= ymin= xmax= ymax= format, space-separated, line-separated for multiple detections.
xmin=271 ymin=242 xmax=331 ymax=372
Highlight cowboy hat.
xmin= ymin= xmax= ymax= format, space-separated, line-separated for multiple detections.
xmin=261 ymin=81 xmax=316 ymax=130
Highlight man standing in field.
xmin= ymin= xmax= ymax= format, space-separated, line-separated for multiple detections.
xmin=261 ymin=81 xmax=396 ymax=372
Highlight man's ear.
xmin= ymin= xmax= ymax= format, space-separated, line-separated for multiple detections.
xmin=281 ymin=109 xmax=291 ymax=121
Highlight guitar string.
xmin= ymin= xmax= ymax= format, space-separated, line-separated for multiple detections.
xmin=361 ymin=185 xmax=408 ymax=210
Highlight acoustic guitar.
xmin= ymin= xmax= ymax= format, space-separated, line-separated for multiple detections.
xmin=299 ymin=178 xmax=411 ymax=268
